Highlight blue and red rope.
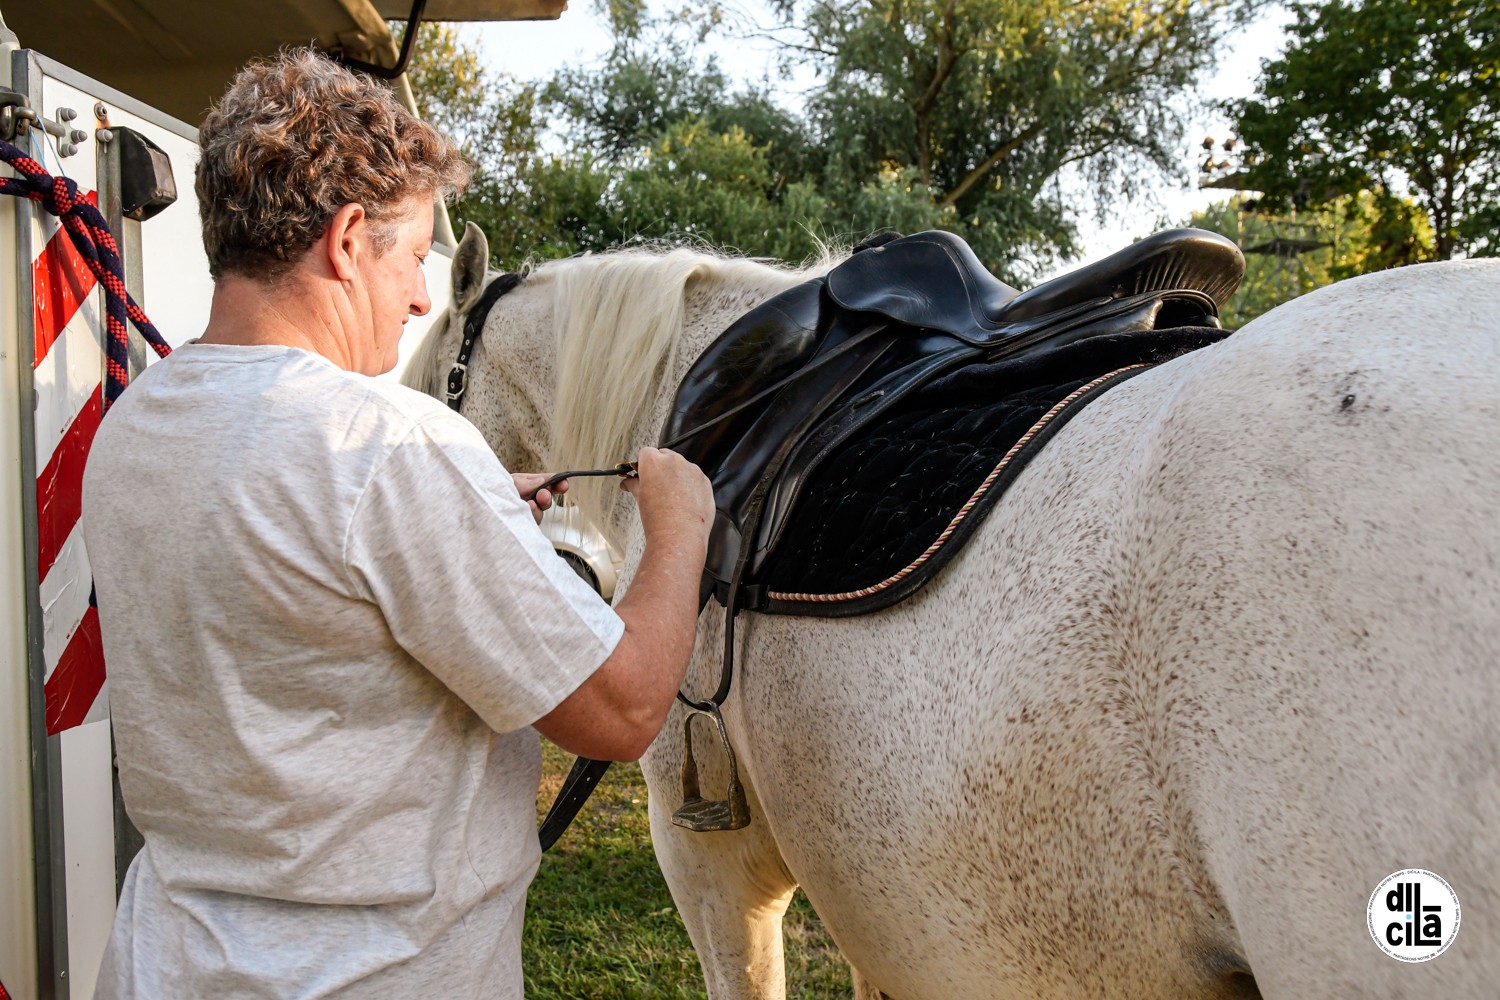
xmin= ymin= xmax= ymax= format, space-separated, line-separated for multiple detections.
xmin=2 ymin=136 xmax=171 ymax=409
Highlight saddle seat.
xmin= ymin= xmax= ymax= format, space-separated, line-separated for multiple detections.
xmin=663 ymin=228 xmax=1245 ymax=610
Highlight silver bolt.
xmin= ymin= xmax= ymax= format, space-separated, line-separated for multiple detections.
xmin=94 ymin=101 xmax=109 ymax=119
xmin=58 ymin=142 xmax=77 ymax=157
xmin=70 ymin=129 xmax=87 ymax=143
xmin=97 ymin=128 xmax=114 ymax=143
xmin=58 ymin=106 xmax=77 ymax=121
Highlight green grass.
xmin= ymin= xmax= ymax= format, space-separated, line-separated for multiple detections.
xmin=524 ymin=742 xmax=853 ymax=999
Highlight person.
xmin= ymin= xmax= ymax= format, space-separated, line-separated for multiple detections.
xmin=80 ymin=48 xmax=714 ymax=998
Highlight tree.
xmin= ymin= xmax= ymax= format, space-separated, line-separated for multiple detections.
xmin=542 ymin=39 xmax=851 ymax=261
xmin=1230 ymin=0 xmax=1500 ymax=260
xmin=404 ymin=2 xmax=1261 ymax=278
xmin=774 ymin=0 xmax=1262 ymax=280
xmin=538 ymin=0 xmax=1259 ymax=280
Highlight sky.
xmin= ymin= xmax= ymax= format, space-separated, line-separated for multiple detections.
xmin=472 ymin=2 xmax=1293 ymax=276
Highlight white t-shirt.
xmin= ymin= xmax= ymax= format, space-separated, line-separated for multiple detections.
xmin=81 ymin=342 xmax=623 ymax=998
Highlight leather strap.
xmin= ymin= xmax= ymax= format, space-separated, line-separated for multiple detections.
xmin=445 ymin=272 xmax=521 ymax=411
xmin=538 ymin=756 xmax=613 ymax=851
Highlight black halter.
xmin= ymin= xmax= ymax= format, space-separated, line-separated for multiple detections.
xmin=444 ymin=272 xmax=522 ymax=412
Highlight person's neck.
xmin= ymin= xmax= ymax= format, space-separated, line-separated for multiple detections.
xmin=198 ymin=273 xmax=356 ymax=370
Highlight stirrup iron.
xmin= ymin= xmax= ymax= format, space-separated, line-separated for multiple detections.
xmin=671 ymin=704 xmax=751 ymax=832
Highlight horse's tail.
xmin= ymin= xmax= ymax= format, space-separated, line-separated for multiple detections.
xmin=401 ymin=309 xmax=454 ymax=398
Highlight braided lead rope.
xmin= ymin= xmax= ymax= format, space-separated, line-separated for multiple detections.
xmin=1 ymin=137 xmax=172 ymax=410
xmin=768 ymin=364 xmax=1149 ymax=604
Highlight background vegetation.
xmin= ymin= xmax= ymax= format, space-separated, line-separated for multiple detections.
xmin=1230 ymin=0 xmax=1499 ymax=262
xmin=405 ymin=0 xmax=1497 ymax=323
xmin=408 ymin=0 xmax=1260 ymax=283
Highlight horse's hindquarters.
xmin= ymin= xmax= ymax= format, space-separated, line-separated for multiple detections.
xmin=1133 ymin=267 xmax=1500 ymax=997
xmin=701 ymin=363 xmax=1273 ymax=999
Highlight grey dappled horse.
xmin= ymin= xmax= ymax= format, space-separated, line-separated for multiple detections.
xmin=406 ymin=225 xmax=1500 ymax=1000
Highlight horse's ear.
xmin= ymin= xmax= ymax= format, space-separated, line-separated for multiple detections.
xmin=451 ymin=221 xmax=490 ymax=315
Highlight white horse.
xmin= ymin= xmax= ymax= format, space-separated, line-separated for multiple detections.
xmin=407 ymin=225 xmax=1500 ymax=1000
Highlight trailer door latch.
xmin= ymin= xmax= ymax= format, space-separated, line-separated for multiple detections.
xmin=1 ymin=87 xmax=36 ymax=141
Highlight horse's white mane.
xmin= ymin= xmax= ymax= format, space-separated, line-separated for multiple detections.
xmin=404 ymin=241 xmax=843 ymax=535
xmin=542 ymin=245 xmax=834 ymax=517
xmin=402 ymin=311 xmax=453 ymax=399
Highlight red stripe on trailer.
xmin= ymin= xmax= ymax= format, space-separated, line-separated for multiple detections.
xmin=36 ymin=387 xmax=102 ymax=581
xmin=31 ymin=192 xmax=100 ymax=367
xmin=44 ymin=604 xmax=106 ymax=735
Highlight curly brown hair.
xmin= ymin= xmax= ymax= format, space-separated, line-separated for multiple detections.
xmin=196 ymin=49 xmax=471 ymax=281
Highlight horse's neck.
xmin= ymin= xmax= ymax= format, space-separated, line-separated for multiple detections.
xmin=550 ymin=254 xmax=817 ymax=550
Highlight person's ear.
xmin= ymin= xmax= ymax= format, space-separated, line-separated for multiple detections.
xmin=324 ymin=203 xmax=367 ymax=282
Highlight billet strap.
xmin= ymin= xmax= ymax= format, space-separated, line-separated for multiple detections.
xmin=445 ymin=272 xmax=521 ymax=411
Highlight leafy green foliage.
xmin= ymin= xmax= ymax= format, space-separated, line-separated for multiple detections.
xmin=1187 ymin=192 xmax=1435 ymax=325
xmin=539 ymin=41 xmax=843 ymax=261
xmin=404 ymin=2 xmax=1258 ymax=277
xmin=401 ymin=21 xmax=588 ymax=262
xmin=1230 ymin=0 xmax=1500 ymax=260
xmin=610 ymin=118 xmax=833 ymax=260
xmin=780 ymin=0 xmax=1260 ymax=279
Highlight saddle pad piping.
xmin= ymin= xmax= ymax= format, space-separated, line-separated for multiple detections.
xmin=766 ymin=364 xmax=1149 ymax=604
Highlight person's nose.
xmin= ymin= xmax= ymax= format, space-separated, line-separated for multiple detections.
xmin=410 ymin=271 xmax=432 ymax=317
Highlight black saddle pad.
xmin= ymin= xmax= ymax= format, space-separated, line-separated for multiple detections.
xmin=756 ymin=326 xmax=1229 ymax=615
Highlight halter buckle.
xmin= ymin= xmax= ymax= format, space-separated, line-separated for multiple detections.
xmin=444 ymin=362 xmax=468 ymax=406
xmin=671 ymin=703 xmax=751 ymax=832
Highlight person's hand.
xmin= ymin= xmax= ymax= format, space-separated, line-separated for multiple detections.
xmin=512 ymin=473 xmax=568 ymax=525
xmin=620 ymin=447 xmax=713 ymax=551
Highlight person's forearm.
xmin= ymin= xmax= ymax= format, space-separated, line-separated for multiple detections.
xmin=534 ymin=531 xmax=707 ymax=760
xmin=607 ymin=534 xmax=709 ymax=734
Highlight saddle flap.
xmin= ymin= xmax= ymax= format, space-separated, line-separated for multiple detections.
xmin=665 ymin=279 xmax=831 ymax=469
xmin=704 ymin=326 xmax=900 ymax=583
xmin=751 ymin=341 xmax=979 ymax=573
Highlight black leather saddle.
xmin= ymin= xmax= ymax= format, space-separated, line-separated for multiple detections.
xmin=663 ymin=228 xmax=1245 ymax=612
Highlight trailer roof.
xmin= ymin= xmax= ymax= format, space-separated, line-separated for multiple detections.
xmin=3 ymin=0 xmax=567 ymax=124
